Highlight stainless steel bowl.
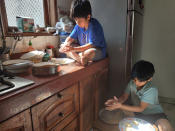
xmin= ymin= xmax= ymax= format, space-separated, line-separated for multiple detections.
xmin=2 ymin=59 xmax=32 ymax=74
xmin=32 ymin=62 xmax=59 ymax=76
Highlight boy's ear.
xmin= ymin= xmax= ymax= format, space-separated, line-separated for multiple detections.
xmin=87 ymin=14 xmax=91 ymax=21
xmin=148 ymin=77 xmax=152 ymax=81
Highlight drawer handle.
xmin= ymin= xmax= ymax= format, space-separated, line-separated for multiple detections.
xmin=57 ymin=93 xmax=63 ymax=99
xmin=58 ymin=112 xmax=64 ymax=117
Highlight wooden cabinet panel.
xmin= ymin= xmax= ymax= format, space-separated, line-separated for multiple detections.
xmin=62 ymin=118 xmax=79 ymax=131
xmin=79 ymin=75 xmax=95 ymax=131
xmin=0 ymin=109 xmax=32 ymax=131
xmin=94 ymin=68 xmax=109 ymax=120
xmin=32 ymin=83 xmax=79 ymax=131
xmin=52 ymin=117 xmax=79 ymax=131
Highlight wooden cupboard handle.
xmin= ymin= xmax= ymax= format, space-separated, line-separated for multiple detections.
xmin=58 ymin=112 xmax=64 ymax=117
xmin=57 ymin=93 xmax=63 ymax=99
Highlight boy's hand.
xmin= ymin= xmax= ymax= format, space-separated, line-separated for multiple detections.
xmin=105 ymin=96 xmax=122 ymax=111
xmin=105 ymin=96 xmax=118 ymax=106
xmin=105 ymin=102 xmax=122 ymax=111
xmin=64 ymin=45 xmax=74 ymax=52
xmin=59 ymin=44 xmax=74 ymax=53
xmin=59 ymin=44 xmax=67 ymax=53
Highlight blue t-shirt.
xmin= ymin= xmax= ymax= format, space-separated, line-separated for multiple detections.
xmin=69 ymin=18 xmax=106 ymax=58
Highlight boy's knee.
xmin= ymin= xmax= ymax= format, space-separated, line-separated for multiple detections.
xmin=81 ymin=49 xmax=95 ymax=59
xmin=155 ymin=119 xmax=174 ymax=131
xmin=85 ymin=48 xmax=95 ymax=53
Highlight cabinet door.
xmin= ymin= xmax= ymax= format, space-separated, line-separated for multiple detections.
xmin=94 ymin=68 xmax=109 ymax=120
xmin=0 ymin=109 xmax=32 ymax=131
xmin=32 ymin=83 xmax=79 ymax=131
xmin=79 ymin=75 xmax=95 ymax=131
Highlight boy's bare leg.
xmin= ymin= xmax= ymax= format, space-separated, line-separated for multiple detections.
xmin=80 ymin=49 xmax=95 ymax=66
xmin=65 ymin=48 xmax=96 ymax=66
xmin=155 ymin=119 xmax=174 ymax=131
xmin=66 ymin=52 xmax=81 ymax=63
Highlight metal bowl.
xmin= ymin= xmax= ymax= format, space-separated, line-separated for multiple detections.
xmin=32 ymin=62 xmax=59 ymax=76
xmin=2 ymin=59 xmax=32 ymax=74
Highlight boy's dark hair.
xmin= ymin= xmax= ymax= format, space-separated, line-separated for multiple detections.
xmin=131 ymin=60 xmax=155 ymax=82
xmin=71 ymin=0 xmax=92 ymax=19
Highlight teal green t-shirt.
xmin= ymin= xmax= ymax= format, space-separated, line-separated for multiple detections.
xmin=125 ymin=80 xmax=164 ymax=115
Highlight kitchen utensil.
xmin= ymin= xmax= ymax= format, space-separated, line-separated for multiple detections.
xmin=51 ymin=58 xmax=75 ymax=65
xmin=99 ymin=108 xmax=125 ymax=125
xmin=46 ymin=27 xmax=56 ymax=33
xmin=2 ymin=59 xmax=32 ymax=74
xmin=119 ymin=117 xmax=156 ymax=131
xmin=32 ymin=62 xmax=59 ymax=76
xmin=20 ymin=50 xmax=44 ymax=63
xmin=3 ymin=59 xmax=32 ymax=67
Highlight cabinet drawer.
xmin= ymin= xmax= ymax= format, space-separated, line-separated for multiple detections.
xmin=52 ymin=117 xmax=79 ymax=131
xmin=32 ymin=83 xmax=79 ymax=131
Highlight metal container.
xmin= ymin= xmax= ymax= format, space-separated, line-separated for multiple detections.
xmin=32 ymin=62 xmax=59 ymax=76
xmin=2 ymin=59 xmax=32 ymax=74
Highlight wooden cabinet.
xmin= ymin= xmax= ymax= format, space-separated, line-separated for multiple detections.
xmin=79 ymin=75 xmax=95 ymax=131
xmin=79 ymin=68 xmax=108 ymax=131
xmin=52 ymin=117 xmax=79 ymax=131
xmin=0 ymin=60 xmax=109 ymax=131
xmin=94 ymin=68 xmax=109 ymax=120
xmin=0 ymin=109 xmax=32 ymax=131
xmin=31 ymin=83 xmax=79 ymax=131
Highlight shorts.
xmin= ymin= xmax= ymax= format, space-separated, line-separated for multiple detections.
xmin=79 ymin=47 xmax=104 ymax=61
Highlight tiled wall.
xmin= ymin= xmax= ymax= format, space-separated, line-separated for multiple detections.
xmin=0 ymin=36 xmax=60 ymax=53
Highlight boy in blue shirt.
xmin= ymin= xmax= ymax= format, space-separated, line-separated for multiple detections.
xmin=59 ymin=0 xmax=106 ymax=66
xmin=105 ymin=60 xmax=173 ymax=131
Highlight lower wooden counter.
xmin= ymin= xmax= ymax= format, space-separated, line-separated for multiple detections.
xmin=0 ymin=58 xmax=109 ymax=131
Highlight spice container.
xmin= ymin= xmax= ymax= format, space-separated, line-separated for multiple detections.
xmin=46 ymin=45 xmax=54 ymax=58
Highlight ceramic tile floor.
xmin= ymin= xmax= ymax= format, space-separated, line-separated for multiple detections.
xmin=92 ymin=102 xmax=175 ymax=131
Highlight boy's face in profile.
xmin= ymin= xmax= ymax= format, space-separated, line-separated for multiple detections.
xmin=74 ymin=15 xmax=91 ymax=28
xmin=133 ymin=77 xmax=152 ymax=87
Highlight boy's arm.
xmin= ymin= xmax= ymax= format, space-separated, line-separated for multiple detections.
xmin=64 ymin=37 xmax=75 ymax=45
xmin=120 ymin=102 xmax=149 ymax=112
xmin=61 ymin=43 xmax=94 ymax=53
xmin=72 ymin=43 xmax=94 ymax=52
xmin=59 ymin=37 xmax=75 ymax=53
xmin=105 ymin=93 xmax=129 ymax=107
xmin=106 ymin=101 xmax=149 ymax=113
xmin=118 ymin=93 xmax=129 ymax=104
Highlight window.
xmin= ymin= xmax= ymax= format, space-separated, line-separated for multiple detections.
xmin=5 ymin=0 xmax=45 ymax=27
xmin=0 ymin=0 xmax=57 ymax=36
xmin=0 ymin=0 xmax=74 ymax=37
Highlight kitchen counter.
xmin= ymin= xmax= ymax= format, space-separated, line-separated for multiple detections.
xmin=0 ymin=58 xmax=109 ymax=126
